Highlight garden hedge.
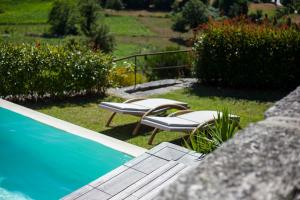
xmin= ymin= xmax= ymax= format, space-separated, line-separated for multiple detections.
xmin=0 ymin=43 xmax=112 ymax=98
xmin=194 ymin=20 xmax=300 ymax=89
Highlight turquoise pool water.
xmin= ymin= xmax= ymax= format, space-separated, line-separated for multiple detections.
xmin=0 ymin=107 xmax=133 ymax=200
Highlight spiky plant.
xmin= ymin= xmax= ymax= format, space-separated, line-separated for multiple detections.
xmin=185 ymin=108 xmax=240 ymax=154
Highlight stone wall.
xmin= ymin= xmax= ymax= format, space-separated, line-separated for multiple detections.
xmin=156 ymin=86 xmax=300 ymax=200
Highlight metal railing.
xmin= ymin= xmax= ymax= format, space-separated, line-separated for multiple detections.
xmin=112 ymin=49 xmax=193 ymax=88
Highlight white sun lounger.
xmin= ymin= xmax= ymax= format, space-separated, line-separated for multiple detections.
xmin=99 ymin=98 xmax=189 ymax=135
xmin=141 ymin=110 xmax=240 ymax=144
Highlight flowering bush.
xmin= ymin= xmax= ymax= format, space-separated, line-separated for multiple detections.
xmin=194 ymin=18 xmax=300 ymax=89
xmin=0 ymin=43 xmax=112 ymax=98
xmin=109 ymin=61 xmax=147 ymax=87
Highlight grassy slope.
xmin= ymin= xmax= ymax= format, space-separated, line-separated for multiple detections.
xmin=0 ymin=0 xmax=159 ymax=57
xmin=0 ymin=0 xmax=52 ymax=24
xmin=104 ymin=16 xmax=155 ymax=36
xmin=248 ymin=3 xmax=277 ymax=17
xmin=34 ymin=87 xmax=284 ymax=149
xmin=0 ymin=0 xmax=193 ymax=57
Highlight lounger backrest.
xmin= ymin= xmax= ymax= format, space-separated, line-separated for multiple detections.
xmin=133 ymin=98 xmax=187 ymax=109
xmin=100 ymin=102 xmax=149 ymax=111
xmin=177 ymin=111 xmax=219 ymax=124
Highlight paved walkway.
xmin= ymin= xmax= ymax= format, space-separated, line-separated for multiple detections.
xmin=62 ymin=142 xmax=204 ymax=200
xmin=107 ymin=78 xmax=197 ymax=99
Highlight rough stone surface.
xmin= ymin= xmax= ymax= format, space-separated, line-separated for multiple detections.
xmin=156 ymin=86 xmax=300 ymax=200
xmin=265 ymin=86 xmax=300 ymax=118
xmin=107 ymin=79 xmax=197 ymax=99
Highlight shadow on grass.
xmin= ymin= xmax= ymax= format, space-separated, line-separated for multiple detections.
xmin=22 ymin=94 xmax=117 ymax=110
xmin=169 ymin=37 xmax=190 ymax=47
xmin=186 ymin=84 xmax=288 ymax=102
xmin=100 ymin=122 xmax=154 ymax=141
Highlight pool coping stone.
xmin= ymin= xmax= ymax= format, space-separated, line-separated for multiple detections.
xmin=0 ymin=99 xmax=146 ymax=157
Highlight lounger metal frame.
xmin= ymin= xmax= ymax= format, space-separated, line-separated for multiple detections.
xmin=145 ymin=110 xmax=240 ymax=145
xmin=103 ymin=98 xmax=189 ymax=135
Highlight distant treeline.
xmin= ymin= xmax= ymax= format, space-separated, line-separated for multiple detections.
xmin=100 ymin=0 xmax=187 ymax=10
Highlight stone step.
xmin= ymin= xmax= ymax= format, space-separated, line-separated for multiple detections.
xmin=110 ymin=161 xmax=186 ymax=200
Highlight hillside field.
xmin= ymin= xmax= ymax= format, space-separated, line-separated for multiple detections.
xmin=0 ymin=0 xmax=191 ymax=57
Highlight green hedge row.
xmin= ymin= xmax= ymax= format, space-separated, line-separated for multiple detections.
xmin=194 ymin=20 xmax=300 ymax=89
xmin=0 ymin=43 xmax=112 ymax=98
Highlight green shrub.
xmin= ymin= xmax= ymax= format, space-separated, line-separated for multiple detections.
xmin=194 ymin=19 xmax=300 ymax=89
xmin=171 ymin=0 xmax=189 ymax=12
xmin=248 ymin=9 xmax=263 ymax=21
xmin=78 ymin=0 xmax=100 ymax=37
xmin=182 ymin=0 xmax=209 ymax=28
xmin=185 ymin=108 xmax=240 ymax=154
xmin=172 ymin=0 xmax=218 ymax=32
xmin=90 ymin=24 xmax=115 ymax=53
xmin=218 ymin=0 xmax=248 ymax=17
xmin=48 ymin=0 xmax=78 ymax=36
xmin=228 ymin=0 xmax=248 ymax=17
xmin=105 ymin=0 xmax=124 ymax=10
xmin=122 ymin=0 xmax=150 ymax=9
xmin=0 ymin=43 xmax=112 ymax=98
xmin=171 ymin=13 xmax=187 ymax=32
xmin=153 ymin=0 xmax=175 ymax=10
xmin=143 ymin=46 xmax=192 ymax=80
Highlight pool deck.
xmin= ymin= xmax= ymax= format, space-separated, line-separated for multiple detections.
xmin=0 ymin=99 xmax=146 ymax=157
xmin=62 ymin=142 xmax=204 ymax=200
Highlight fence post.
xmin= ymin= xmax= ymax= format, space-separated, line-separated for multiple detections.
xmin=134 ymin=56 xmax=137 ymax=89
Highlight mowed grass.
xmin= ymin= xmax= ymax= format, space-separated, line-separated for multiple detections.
xmin=104 ymin=15 xmax=155 ymax=36
xmin=113 ymin=43 xmax=143 ymax=58
xmin=0 ymin=0 xmax=52 ymax=24
xmin=31 ymin=87 xmax=283 ymax=149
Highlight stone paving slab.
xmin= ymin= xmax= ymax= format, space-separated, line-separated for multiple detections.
xmin=107 ymin=79 xmax=197 ymax=99
xmin=62 ymin=142 xmax=204 ymax=200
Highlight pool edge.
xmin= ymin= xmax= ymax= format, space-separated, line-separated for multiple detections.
xmin=0 ymin=99 xmax=146 ymax=157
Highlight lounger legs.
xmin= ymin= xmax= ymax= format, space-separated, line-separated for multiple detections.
xmin=132 ymin=120 xmax=142 ymax=135
xmin=148 ymin=128 xmax=159 ymax=145
xmin=106 ymin=112 xmax=116 ymax=127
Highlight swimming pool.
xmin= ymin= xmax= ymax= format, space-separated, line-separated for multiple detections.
xmin=0 ymin=102 xmax=143 ymax=200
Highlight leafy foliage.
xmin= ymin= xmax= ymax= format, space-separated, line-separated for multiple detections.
xmin=105 ymin=0 xmax=124 ymax=10
xmin=122 ymin=0 xmax=150 ymax=9
xmin=182 ymin=0 xmax=209 ymax=28
xmin=185 ymin=108 xmax=240 ymax=154
xmin=78 ymin=0 xmax=100 ymax=37
xmin=90 ymin=24 xmax=115 ymax=53
xmin=109 ymin=61 xmax=147 ymax=87
xmin=218 ymin=0 xmax=248 ymax=17
xmin=153 ymin=0 xmax=175 ymax=10
xmin=194 ymin=18 xmax=300 ymax=89
xmin=172 ymin=0 xmax=218 ymax=32
xmin=227 ymin=0 xmax=248 ymax=17
xmin=48 ymin=0 xmax=78 ymax=36
xmin=0 ymin=43 xmax=112 ymax=98
xmin=77 ymin=0 xmax=115 ymax=53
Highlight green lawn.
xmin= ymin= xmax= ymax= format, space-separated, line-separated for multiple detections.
xmin=104 ymin=15 xmax=155 ymax=37
xmin=113 ymin=43 xmax=143 ymax=58
xmin=31 ymin=87 xmax=281 ymax=149
xmin=0 ymin=0 xmax=52 ymax=24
